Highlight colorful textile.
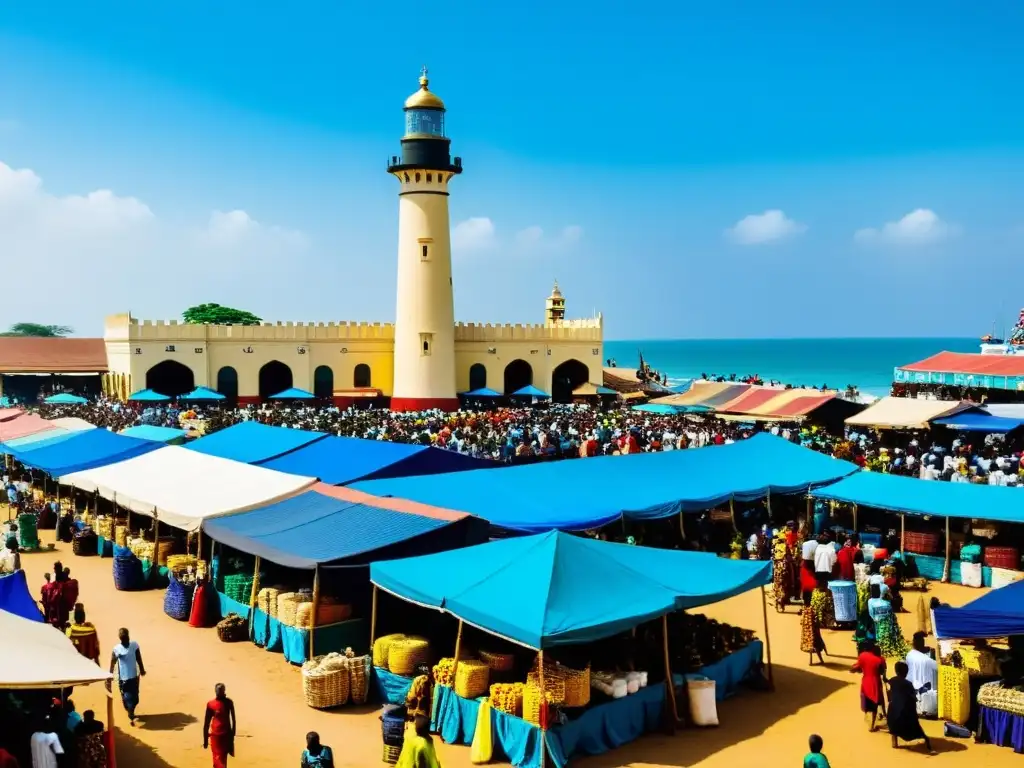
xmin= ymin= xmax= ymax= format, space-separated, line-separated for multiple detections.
xmin=801 ymin=608 xmax=825 ymax=654
xmin=66 ymin=623 xmax=100 ymax=663
xmin=811 ymin=588 xmax=836 ymax=630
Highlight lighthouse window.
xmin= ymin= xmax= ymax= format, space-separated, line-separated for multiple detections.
xmin=420 ymin=333 xmax=433 ymax=356
xmin=405 ymin=109 xmax=445 ymax=137
xmin=426 ymin=173 xmax=432 ymax=183
xmin=415 ymin=172 xmax=421 ymax=183
xmin=422 ymin=244 xmax=430 ymax=260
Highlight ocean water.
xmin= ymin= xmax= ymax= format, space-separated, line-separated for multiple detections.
xmin=604 ymin=338 xmax=981 ymax=398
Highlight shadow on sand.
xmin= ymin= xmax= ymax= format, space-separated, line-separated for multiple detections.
xmin=114 ymin=728 xmax=177 ymax=768
xmin=576 ymin=664 xmax=847 ymax=768
xmin=136 ymin=711 xmax=198 ymax=731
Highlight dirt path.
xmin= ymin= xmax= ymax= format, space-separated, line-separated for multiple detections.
xmin=20 ymin=534 xmax=1023 ymax=767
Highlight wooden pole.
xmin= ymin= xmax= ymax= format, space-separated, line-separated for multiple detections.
xmin=900 ymin=514 xmax=906 ymax=554
xmin=760 ymin=585 xmax=774 ymax=688
xmin=451 ymin=619 xmax=465 ymax=685
xmin=766 ymin=488 xmax=772 ymax=519
xmin=370 ymin=584 xmax=379 ymax=644
xmin=248 ymin=556 xmax=261 ymax=639
xmin=805 ymin=495 xmax=812 ymax=529
xmin=309 ymin=566 xmax=321 ymax=660
xmin=942 ymin=516 xmax=952 ymax=583
xmin=852 ymin=503 xmax=858 ymax=534
xmin=661 ymin=614 xmax=679 ymax=727
xmin=729 ymin=496 xmax=737 ymax=533
xmin=153 ymin=508 xmax=160 ymax=569
xmin=106 ymin=685 xmax=116 ymax=765
xmin=678 ymin=511 xmax=686 ymax=541
xmin=538 ymin=649 xmax=548 ymax=767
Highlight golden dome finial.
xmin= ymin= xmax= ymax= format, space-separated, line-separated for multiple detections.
xmin=405 ymin=66 xmax=445 ymax=110
xmin=550 ymin=280 xmax=563 ymax=299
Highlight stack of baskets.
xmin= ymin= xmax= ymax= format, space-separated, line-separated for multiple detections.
xmin=348 ymin=652 xmax=371 ymax=705
xmin=223 ymin=573 xmax=255 ymax=604
xmin=455 ymin=659 xmax=490 ymax=699
xmin=257 ymin=586 xmax=282 ymax=617
xmin=72 ymin=529 xmax=97 ymax=556
xmin=16 ymin=513 xmax=38 ymax=550
xmin=983 ymin=546 xmax=1020 ymax=570
xmin=388 ymin=637 xmax=431 ymax=677
xmin=113 ymin=550 xmax=144 ymax=591
xmin=295 ymin=599 xmax=353 ymax=628
xmin=163 ymin=576 xmax=194 ymax=621
xmin=155 ymin=537 xmax=175 ymax=566
xmin=903 ymin=531 xmax=940 ymax=555
xmin=528 ymin=660 xmax=591 ymax=708
xmin=489 ymin=683 xmax=525 ymax=716
xmin=166 ymin=555 xmax=206 ymax=579
xmin=978 ymin=682 xmax=1024 ymax=717
xmin=216 ymin=613 xmax=249 ymax=642
xmin=277 ymin=592 xmax=308 ymax=626
xmin=114 ymin=524 xmax=128 ymax=548
xmin=301 ymin=653 xmax=351 ymax=709
xmin=373 ymin=634 xmax=408 ymax=670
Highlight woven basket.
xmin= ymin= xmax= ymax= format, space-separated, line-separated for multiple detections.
xmin=166 ymin=554 xmax=198 ymax=573
xmin=257 ymin=587 xmax=282 ymax=617
xmin=373 ymin=634 xmax=407 ymax=670
xmin=302 ymin=656 xmax=351 ymax=709
xmin=277 ymin=592 xmax=310 ymax=627
xmin=95 ymin=517 xmax=113 ymax=539
xmin=113 ymin=553 xmax=144 ymax=591
xmin=295 ymin=601 xmax=353 ymax=629
xmin=348 ymin=654 xmax=371 ymax=704
xmin=479 ymin=650 xmax=515 ymax=672
xmin=523 ymin=682 xmax=553 ymax=726
xmin=978 ymin=682 xmax=1024 ymax=717
xmin=433 ymin=658 xmax=455 ymax=687
xmin=389 ymin=637 xmax=431 ymax=677
xmin=216 ymin=613 xmax=249 ymax=642
xmin=955 ymin=646 xmax=1000 ymax=676
xmin=155 ymin=538 xmax=175 ymax=566
xmin=72 ymin=531 xmax=97 ymax=556
xmin=709 ymin=508 xmax=733 ymax=524
xmin=532 ymin=662 xmax=590 ymax=708
xmin=983 ymin=546 xmax=1020 ymax=570
xmin=382 ymin=745 xmax=401 ymax=765
xmin=114 ymin=524 xmax=128 ymax=547
xmin=163 ymin=577 xmax=194 ymax=621
xmin=903 ymin=531 xmax=940 ymax=555
xmin=489 ymin=682 xmax=524 ymax=716
xmin=455 ymin=659 xmax=490 ymax=699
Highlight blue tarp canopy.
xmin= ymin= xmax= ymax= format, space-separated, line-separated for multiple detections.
xmin=179 ymin=386 xmax=225 ymax=401
xmin=511 ymin=385 xmax=550 ymax=398
xmin=5 ymin=428 xmax=162 ymax=476
xmin=187 ymin=421 xmax=326 ymax=464
xmin=258 ymin=435 xmax=492 ymax=485
xmin=371 ymin=531 xmax=771 ymax=649
xmin=120 ymin=425 xmax=188 ymax=444
xmin=811 ymin=471 xmax=1024 ymax=524
xmin=269 ymin=387 xmax=316 ymax=400
xmin=128 ymin=389 xmax=171 ymax=402
xmin=462 ymin=388 xmax=502 ymax=398
xmin=932 ymin=412 xmax=1024 ymax=433
xmin=933 ymin=580 xmax=1024 ymax=639
xmin=355 ymin=434 xmax=857 ymax=532
xmin=0 ymin=570 xmax=43 ymax=622
xmin=44 ymin=393 xmax=87 ymax=405
xmin=631 ymin=404 xmax=685 ymax=415
xmin=202 ymin=488 xmax=478 ymax=569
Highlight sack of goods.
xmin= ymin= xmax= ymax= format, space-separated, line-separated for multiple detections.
xmin=686 ymin=675 xmax=719 ymax=726
xmin=295 ymin=599 xmax=353 ymax=629
xmin=373 ymin=634 xmax=407 ymax=670
xmin=302 ymin=653 xmax=351 ymax=709
xmin=163 ymin=576 xmax=194 ymax=621
xmin=216 ymin=613 xmax=249 ymax=643
xmin=257 ymin=586 xmax=282 ymax=618
xmin=387 ymin=637 xmax=431 ymax=677
xmin=346 ymin=650 xmax=371 ymax=705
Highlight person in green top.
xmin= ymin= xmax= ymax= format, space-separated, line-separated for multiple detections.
xmin=396 ymin=715 xmax=441 ymax=768
xmin=804 ymin=734 xmax=831 ymax=768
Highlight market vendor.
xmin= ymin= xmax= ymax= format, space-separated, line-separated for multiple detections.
xmin=0 ymin=536 xmax=20 ymax=574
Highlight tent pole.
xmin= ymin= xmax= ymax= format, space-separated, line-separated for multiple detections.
xmin=309 ymin=565 xmax=321 ymax=660
xmin=852 ymin=503 xmax=858 ymax=534
xmin=942 ymin=516 xmax=951 ymax=584
xmin=56 ymin=481 xmax=61 ymax=512
xmin=370 ymin=585 xmax=379 ymax=645
xmin=760 ymin=585 xmax=774 ymax=688
xmin=678 ymin=511 xmax=686 ymax=541
xmin=661 ymin=614 xmax=679 ymax=727
xmin=106 ymin=685 xmax=116 ymax=765
xmin=451 ymin=619 xmax=465 ymax=686
xmin=729 ymin=497 xmax=737 ymax=533
xmin=153 ymin=508 xmax=160 ymax=569
xmin=538 ymin=649 xmax=547 ymax=768
xmin=248 ymin=556 xmax=261 ymax=640
xmin=900 ymin=514 xmax=906 ymax=554
xmin=766 ymin=488 xmax=772 ymax=519
xmin=805 ymin=495 xmax=812 ymax=529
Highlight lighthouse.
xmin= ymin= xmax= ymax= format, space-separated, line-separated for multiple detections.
xmin=388 ymin=68 xmax=462 ymax=412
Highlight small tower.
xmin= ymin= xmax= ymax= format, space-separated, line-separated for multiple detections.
xmin=545 ymin=281 xmax=566 ymax=325
xmin=387 ymin=68 xmax=463 ymax=411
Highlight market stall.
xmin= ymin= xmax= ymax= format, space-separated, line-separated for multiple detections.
xmin=370 ymin=531 xmax=772 ymax=768
xmin=201 ymin=483 xmax=487 ymax=668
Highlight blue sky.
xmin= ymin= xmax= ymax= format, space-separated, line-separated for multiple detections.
xmin=1 ymin=1 xmax=1022 ymax=339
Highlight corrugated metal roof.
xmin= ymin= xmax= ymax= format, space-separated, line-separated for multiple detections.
xmin=0 ymin=338 xmax=107 ymax=373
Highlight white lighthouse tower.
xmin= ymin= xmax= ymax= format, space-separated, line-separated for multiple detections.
xmin=387 ymin=68 xmax=462 ymax=411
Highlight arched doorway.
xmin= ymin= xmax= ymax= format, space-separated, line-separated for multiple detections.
xmin=259 ymin=360 xmax=293 ymax=400
xmin=503 ymin=359 xmax=533 ymax=394
xmin=145 ymin=360 xmax=195 ymax=398
xmin=353 ymin=364 xmax=372 ymax=388
xmin=552 ymin=359 xmax=590 ymax=403
xmin=216 ymin=366 xmax=238 ymax=403
xmin=314 ymin=365 xmax=334 ymax=400
xmin=468 ymin=363 xmax=487 ymax=391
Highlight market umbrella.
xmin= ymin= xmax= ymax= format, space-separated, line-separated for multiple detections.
xmin=44 ymin=393 xmax=87 ymax=405
xmin=269 ymin=387 xmax=316 ymax=400
xmin=462 ymin=387 xmax=502 ymax=398
xmin=179 ymin=386 xmax=226 ymax=402
xmin=510 ymin=385 xmax=550 ymax=399
xmin=128 ymin=389 xmax=171 ymax=403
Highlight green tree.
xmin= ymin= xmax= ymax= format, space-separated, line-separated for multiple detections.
xmin=182 ymin=303 xmax=262 ymax=326
xmin=0 ymin=323 xmax=74 ymax=337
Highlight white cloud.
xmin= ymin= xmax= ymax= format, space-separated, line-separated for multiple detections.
xmin=515 ymin=224 xmax=583 ymax=251
xmin=725 ymin=209 xmax=806 ymax=245
xmin=452 ymin=217 xmax=497 ymax=251
xmin=0 ymin=160 xmax=310 ymax=330
xmin=855 ymin=208 xmax=957 ymax=246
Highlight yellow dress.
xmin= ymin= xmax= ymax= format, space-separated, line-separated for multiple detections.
xmin=396 ymin=735 xmax=442 ymax=768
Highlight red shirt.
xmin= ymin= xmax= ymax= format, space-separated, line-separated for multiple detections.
xmin=836 ymin=546 xmax=857 ymax=581
xmin=854 ymin=651 xmax=886 ymax=703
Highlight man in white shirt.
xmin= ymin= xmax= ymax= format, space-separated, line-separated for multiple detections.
xmin=813 ymin=535 xmax=837 ymax=580
xmin=30 ymin=721 xmax=64 ymax=768
xmin=906 ymin=632 xmax=939 ymax=717
xmin=109 ymin=627 xmax=146 ymax=725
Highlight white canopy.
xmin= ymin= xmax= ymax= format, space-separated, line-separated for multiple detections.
xmin=0 ymin=610 xmax=113 ymax=688
xmin=846 ymin=396 xmax=975 ymax=430
xmin=61 ymin=446 xmax=317 ymax=531
xmin=49 ymin=417 xmax=97 ymax=433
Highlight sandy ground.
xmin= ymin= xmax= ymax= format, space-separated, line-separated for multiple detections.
xmin=19 ymin=533 xmax=1024 ymax=768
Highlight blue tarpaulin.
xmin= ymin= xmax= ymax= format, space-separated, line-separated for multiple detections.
xmin=371 ymin=531 xmax=771 ymax=649
xmin=258 ymin=435 xmax=492 ymax=485
xmin=179 ymin=386 xmax=225 ymax=401
xmin=202 ymin=488 xmax=484 ymax=568
xmin=44 ymin=393 xmax=87 ymax=405
xmin=269 ymin=387 xmax=315 ymax=400
xmin=186 ymin=421 xmax=327 ymax=464
xmin=811 ymin=471 xmax=1024 ymax=524
xmin=932 ymin=412 xmax=1024 ymax=433
xmin=128 ymin=389 xmax=171 ymax=402
xmin=0 ymin=570 xmax=44 ymax=622
xmin=462 ymin=387 xmax=502 ymax=398
xmin=355 ymin=434 xmax=857 ymax=531
xmin=511 ymin=385 xmax=550 ymax=398
xmin=5 ymin=428 xmax=162 ymax=476
xmin=120 ymin=425 xmax=188 ymax=444
xmin=933 ymin=579 xmax=1024 ymax=639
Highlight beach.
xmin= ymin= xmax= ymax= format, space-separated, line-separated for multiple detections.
xmin=23 ymin=528 xmax=1024 ymax=768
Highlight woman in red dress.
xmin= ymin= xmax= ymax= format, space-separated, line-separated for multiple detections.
xmin=203 ymin=683 xmax=236 ymax=768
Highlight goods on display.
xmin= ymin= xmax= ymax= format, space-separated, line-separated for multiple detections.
xmin=114 ymin=524 xmax=128 ymax=547
xmin=374 ymin=633 xmax=407 ymax=669
xmin=112 ymin=550 xmax=144 ymax=591
xmin=455 ymin=659 xmax=491 ymax=700
xmin=829 ymin=580 xmax=857 ymax=623
xmin=489 ymin=683 xmax=524 ymax=717
xmin=948 ymin=644 xmax=999 ymax=677
xmin=381 ymin=704 xmax=406 ymax=746
xmin=938 ymin=663 xmax=971 ymax=726
xmin=16 ymin=514 xmax=38 ymax=549
xmin=522 ymin=681 xmax=554 ymax=726
xmin=295 ymin=600 xmax=353 ymax=629
xmin=960 ymin=562 xmax=983 ymax=588
xmin=348 ymin=652 xmax=371 ymax=704
xmin=978 ymin=682 xmax=1024 ymax=718
xmin=216 ymin=613 xmax=249 ymax=642
xmin=479 ymin=650 xmax=515 ymax=672
xmin=903 ymin=531 xmax=940 ymax=555
xmin=983 ymin=546 xmax=1020 ymax=571
xmin=388 ymin=637 xmax=431 ymax=677
xmin=163 ymin=576 xmax=194 ymax=621
xmin=686 ymin=677 xmax=719 ymax=726
xmin=258 ymin=586 xmax=282 ymax=617
xmin=432 ymin=657 xmax=455 ymax=687
xmin=529 ymin=659 xmax=590 ymax=708
xmin=95 ymin=516 xmax=113 ymax=540
xmin=72 ymin=530 xmax=97 ymax=556
xmin=222 ymin=573 xmax=255 ymax=604
xmin=302 ymin=653 xmax=351 ymax=709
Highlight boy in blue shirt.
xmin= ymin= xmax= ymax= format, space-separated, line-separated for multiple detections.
xmin=804 ymin=734 xmax=830 ymax=768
